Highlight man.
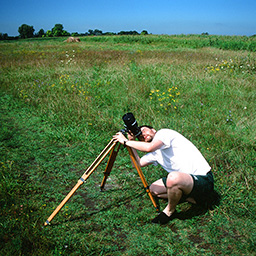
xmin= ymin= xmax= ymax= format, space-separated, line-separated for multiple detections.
xmin=113 ymin=126 xmax=214 ymax=224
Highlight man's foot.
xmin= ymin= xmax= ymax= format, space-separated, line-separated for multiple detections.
xmin=151 ymin=211 xmax=177 ymax=224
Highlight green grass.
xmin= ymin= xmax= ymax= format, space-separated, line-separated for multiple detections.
xmin=0 ymin=35 xmax=255 ymax=255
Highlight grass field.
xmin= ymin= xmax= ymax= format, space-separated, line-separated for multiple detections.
xmin=0 ymin=35 xmax=255 ymax=255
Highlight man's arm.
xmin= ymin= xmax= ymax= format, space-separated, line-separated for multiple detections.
xmin=113 ymin=132 xmax=164 ymax=153
xmin=130 ymin=147 xmax=152 ymax=167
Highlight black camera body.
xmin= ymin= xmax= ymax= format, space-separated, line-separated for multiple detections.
xmin=122 ymin=112 xmax=142 ymax=138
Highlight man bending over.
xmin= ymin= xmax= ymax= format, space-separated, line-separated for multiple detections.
xmin=113 ymin=126 xmax=214 ymax=224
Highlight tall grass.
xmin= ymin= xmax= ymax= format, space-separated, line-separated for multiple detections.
xmin=0 ymin=35 xmax=255 ymax=255
xmin=78 ymin=34 xmax=256 ymax=52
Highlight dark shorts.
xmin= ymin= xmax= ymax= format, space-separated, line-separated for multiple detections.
xmin=162 ymin=171 xmax=214 ymax=205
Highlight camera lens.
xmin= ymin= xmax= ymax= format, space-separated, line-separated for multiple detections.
xmin=122 ymin=113 xmax=142 ymax=137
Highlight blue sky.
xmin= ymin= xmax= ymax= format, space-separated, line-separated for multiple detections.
xmin=0 ymin=0 xmax=255 ymax=36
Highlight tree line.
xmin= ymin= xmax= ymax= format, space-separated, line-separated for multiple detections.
xmin=0 ymin=23 xmax=149 ymax=40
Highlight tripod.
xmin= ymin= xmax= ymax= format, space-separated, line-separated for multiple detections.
xmin=44 ymin=139 xmax=159 ymax=226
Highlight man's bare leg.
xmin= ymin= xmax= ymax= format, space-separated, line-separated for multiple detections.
xmin=149 ymin=179 xmax=167 ymax=199
xmin=152 ymin=172 xmax=195 ymax=224
xmin=163 ymin=172 xmax=194 ymax=217
xmin=150 ymin=175 xmax=196 ymax=203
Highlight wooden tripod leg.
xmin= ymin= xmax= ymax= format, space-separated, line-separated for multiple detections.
xmin=44 ymin=139 xmax=117 ymax=226
xmin=100 ymin=143 xmax=121 ymax=191
xmin=126 ymin=146 xmax=159 ymax=212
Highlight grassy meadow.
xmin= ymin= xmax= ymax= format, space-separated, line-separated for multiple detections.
xmin=0 ymin=35 xmax=255 ymax=255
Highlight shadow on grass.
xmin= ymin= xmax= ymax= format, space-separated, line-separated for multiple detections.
xmin=46 ymin=189 xmax=221 ymax=226
xmin=176 ymin=189 xmax=222 ymax=220
xmin=153 ymin=189 xmax=222 ymax=221
xmin=46 ymin=189 xmax=146 ymax=226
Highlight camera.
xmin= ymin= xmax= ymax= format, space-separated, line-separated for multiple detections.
xmin=122 ymin=112 xmax=142 ymax=138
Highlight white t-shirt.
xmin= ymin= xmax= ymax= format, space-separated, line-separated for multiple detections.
xmin=141 ymin=129 xmax=211 ymax=175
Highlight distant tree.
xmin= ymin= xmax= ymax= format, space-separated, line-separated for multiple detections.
xmin=201 ymin=32 xmax=209 ymax=36
xmin=35 ymin=29 xmax=45 ymax=37
xmin=52 ymin=24 xmax=64 ymax=36
xmin=94 ymin=29 xmax=103 ymax=36
xmin=118 ymin=30 xmax=139 ymax=35
xmin=104 ymin=32 xmax=116 ymax=36
xmin=0 ymin=33 xmax=8 ymax=40
xmin=46 ymin=30 xmax=53 ymax=37
xmin=62 ymin=30 xmax=71 ymax=36
xmin=71 ymin=32 xmax=79 ymax=37
xmin=18 ymin=24 xmax=35 ymax=38
xmin=141 ymin=30 xmax=148 ymax=35
xmin=88 ymin=29 xmax=103 ymax=36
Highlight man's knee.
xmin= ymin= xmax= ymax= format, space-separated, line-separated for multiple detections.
xmin=149 ymin=185 xmax=157 ymax=196
xmin=166 ymin=171 xmax=194 ymax=195
xmin=149 ymin=179 xmax=166 ymax=196
xmin=166 ymin=172 xmax=180 ymax=187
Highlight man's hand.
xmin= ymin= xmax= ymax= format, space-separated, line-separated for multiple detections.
xmin=127 ymin=131 xmax=136 ymax=141
xmin=113 ymin=132 xmax=128 ymax=145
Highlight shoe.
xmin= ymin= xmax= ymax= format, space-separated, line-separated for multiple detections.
xmin=151 ymin=211 xmax=177 ymax=225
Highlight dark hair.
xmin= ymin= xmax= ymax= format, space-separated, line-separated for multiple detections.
xmin=139 ymin=125 xmax=153 ymax=129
